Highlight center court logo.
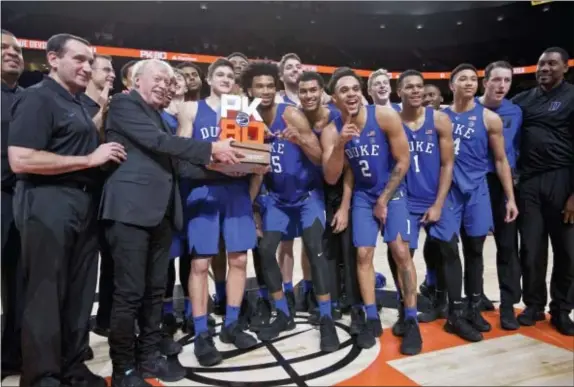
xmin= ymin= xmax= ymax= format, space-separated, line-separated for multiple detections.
xmin=176 ymin=313 xmax=381 ymax=386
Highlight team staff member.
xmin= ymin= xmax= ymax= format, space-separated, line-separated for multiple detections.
xmin=477 ymin=60 xmax=523 ymax=330
xmin=101 ymin=58 xmax=243 ymax=386
xmin=7 ymin=33 xmax=126 ymax=387
xmin=1 ymin=28 xmax=24 ymax=377
xmin=120 ymin=59 xmax=137 ymax=90
xmin=79 ymin=54 xmax=116 ymax=359
xmin=512 ymin=47 xmax=574 ymax=336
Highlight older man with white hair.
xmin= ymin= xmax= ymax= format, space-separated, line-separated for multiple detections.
xmin=101 ymin=58 xmax=243 ymax=387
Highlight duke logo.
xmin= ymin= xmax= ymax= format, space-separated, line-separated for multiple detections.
xmin=214 ymin=94 xmax=271 ymax=173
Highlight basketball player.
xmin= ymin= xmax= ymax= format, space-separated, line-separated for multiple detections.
xmin=176 ymin=62 xmax=203 ymax=101
xmin=443 ymin=64 xmax=518 ymax=334
xmin=477 ymin=61 xmax=523 ymax=330
xmin=394 ymin=70 xmax=482 ymax=343
xmin=322 ymin=67 xmax=419 ymax=354
xmin=422 ymin=84 xmax=443 ymax=110
xmin=176 ymin=58 xmax=261 ymax=366
xmin=241 ymin=61 xmax=340 ymax=352
xmin=275 ymin=53 xmax=315 ymax=312
xmin=367 ymin=68 xmax=401 ymax=111
xmin=227 ymin=52 xmax=249 ymax=95
xmin=297 ymin=71 xmax=354 ymax=322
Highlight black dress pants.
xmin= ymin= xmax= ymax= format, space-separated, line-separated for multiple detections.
xmin=486 ymin=172 xmax=522 ymax=307
xmin=518 ymin=167 xmax=574 ymax=314
xmin=1 ymin=188 xmax=23 ymax=371
xmin=14 ymin=183 xmax=99 ymax=387
xmin=104 ymin=216 xmax=172 ymax=372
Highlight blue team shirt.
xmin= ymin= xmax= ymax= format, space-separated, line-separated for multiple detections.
xmin=264 ymin=103 xmax=318 ymax=205
xmin=475 ymin=97 xmax=522 ymax=172
xmin=443 ymin=103 xmax=490 ymax=193
xmin=334 ymin=105 xmax=396 ymax=199
xmin=161 ymin=110 xmax=178 ymax=134
xmin=404 ymin=107 xmax=441 ymax=213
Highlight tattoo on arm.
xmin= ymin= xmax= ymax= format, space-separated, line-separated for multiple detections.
xmin=380 ymin=165 xmax=404 ymax=202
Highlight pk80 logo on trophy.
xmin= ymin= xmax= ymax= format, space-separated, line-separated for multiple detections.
xmin=216 ymin=94 xmax=271 ymax=173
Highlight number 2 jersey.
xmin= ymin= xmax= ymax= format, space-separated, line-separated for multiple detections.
xmin=334 ymin=105 xmax=401 ymax=202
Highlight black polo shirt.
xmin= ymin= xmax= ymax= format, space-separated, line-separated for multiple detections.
xmin=1 ymin=82 xmax=23 ymax=191
xmin=79 ymin=92 xmax=101 ymax=118
xmin=8 ymin=76 xmax=100 ymax=187
xmin=512 ymin=81 xmax=574 ymax=180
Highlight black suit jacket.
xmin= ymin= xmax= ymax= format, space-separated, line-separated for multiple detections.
xmin=99 ymin=90 xmax=213 ymax=230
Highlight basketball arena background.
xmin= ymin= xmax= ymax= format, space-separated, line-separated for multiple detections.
xmin=2 ymin=0 xmax=573 ymax=98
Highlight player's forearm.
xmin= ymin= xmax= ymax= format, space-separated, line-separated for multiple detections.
xmin=323 ymin=144 xmax=346 ymax=185
xmin=434 ymin=163 xmax=453 ymax=208
xmin=298 ymin=136 xmax=322 ymax=165
xmin=495 ymin=158 xmax=516 ymax=202
xmin=249 ymin=174 xmax=264 ymax=202
xmin=379 ymin=160 xmax=408 ymax=204
xmin=9 ymin=148 xmax=91 ymax=175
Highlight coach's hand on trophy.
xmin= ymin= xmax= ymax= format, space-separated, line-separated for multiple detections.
xmin=87 ymin=142 xmax=127 ymax=166
xmin=211 ymin=138 xmax=245 ymax=164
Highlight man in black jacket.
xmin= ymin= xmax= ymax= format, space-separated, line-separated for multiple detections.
xmin=101 ymin=58 xmax=241 ymax=387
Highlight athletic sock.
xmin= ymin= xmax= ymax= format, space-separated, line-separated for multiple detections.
xmin=224 ymin=305 xmax=240 ymax=327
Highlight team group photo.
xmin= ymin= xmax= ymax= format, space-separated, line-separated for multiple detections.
xmin=1 ymin=1 xmax=573 ymax=387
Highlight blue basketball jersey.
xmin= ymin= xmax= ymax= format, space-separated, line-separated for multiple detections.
xmin=281 ymin=93 xmax=297 ymax=106
xmin=391 ymin=103 xmax=402 ymax=112
xmin=335 ymin=105 xmax=394 ymax=198
xmin=443 ymin=103 xmax=489 ymax=194
xmin=265 ymin=103 xmax=318 ymax=205
xmin=404 ymin=107 xmax=441 ymax=213
xmin=475 ymin=97 xmax=522 ymax=172
xmin=161 ymin=110 xmax=178 ymax=134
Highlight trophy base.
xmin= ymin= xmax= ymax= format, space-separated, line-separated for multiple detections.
xmin=211 ymin=141 xmax=271 ymax=174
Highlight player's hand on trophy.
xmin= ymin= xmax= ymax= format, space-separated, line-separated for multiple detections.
xmin=211 ymin=138 xmax=245 ymax=165
xmin=251 ymin=165 xmax=271 ymax=175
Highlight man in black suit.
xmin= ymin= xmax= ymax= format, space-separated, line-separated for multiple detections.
xmin=101 ymin=58 xmax=242 ymax=387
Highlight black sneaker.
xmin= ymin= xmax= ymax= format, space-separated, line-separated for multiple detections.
xmin=466 ymin=303 xmax=492 ymax=332
xmin=444 ymin=309 xmax=483 ymax=342
xmin=250 ymin=297 xmax=272 ymax=332
xmin=479 ymin=293 xmax=495 ymax=311
xmin=499 ymin=306 xmax=519 ymax=331
xmin=319 ymin=316 xmax=340 ymax=353
xmin=349 ymin=307 xmax=365 ymax=336
xmin=63 ymin=364 xmax=107 ymax=387
xmin=212 ymin=295 xmax=227 ymax=316
xmin=139 ymin=353 xmax=186 ymax=382
xmin=517 ymin=307 xmax=546 ymax=326
xmin=161 ymin=313 xmax=179 ymax=336
xmin=257 ymin=309 xmax=296 ymax=341
xmin=194 ymin=332 xmax=222 ymax=367
xmin=356 ymin=318 xmax=381 ymax=349
xmin=159 ymin=334 xmax=182 ymax=356
xmin=111 ymin=369 xmax=152 ymax=387
xmin=392 ymin=307 xmax=406 ymax=337
xmin=400 ymin=319 xmax=422 ymax=356
xmin=549 ymin=312 xmax=574 ymax=336
xmin=419 ymin=281 xmax=435 ymax=301
xmin=220 ymin=321 xmax=258 ymax=349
